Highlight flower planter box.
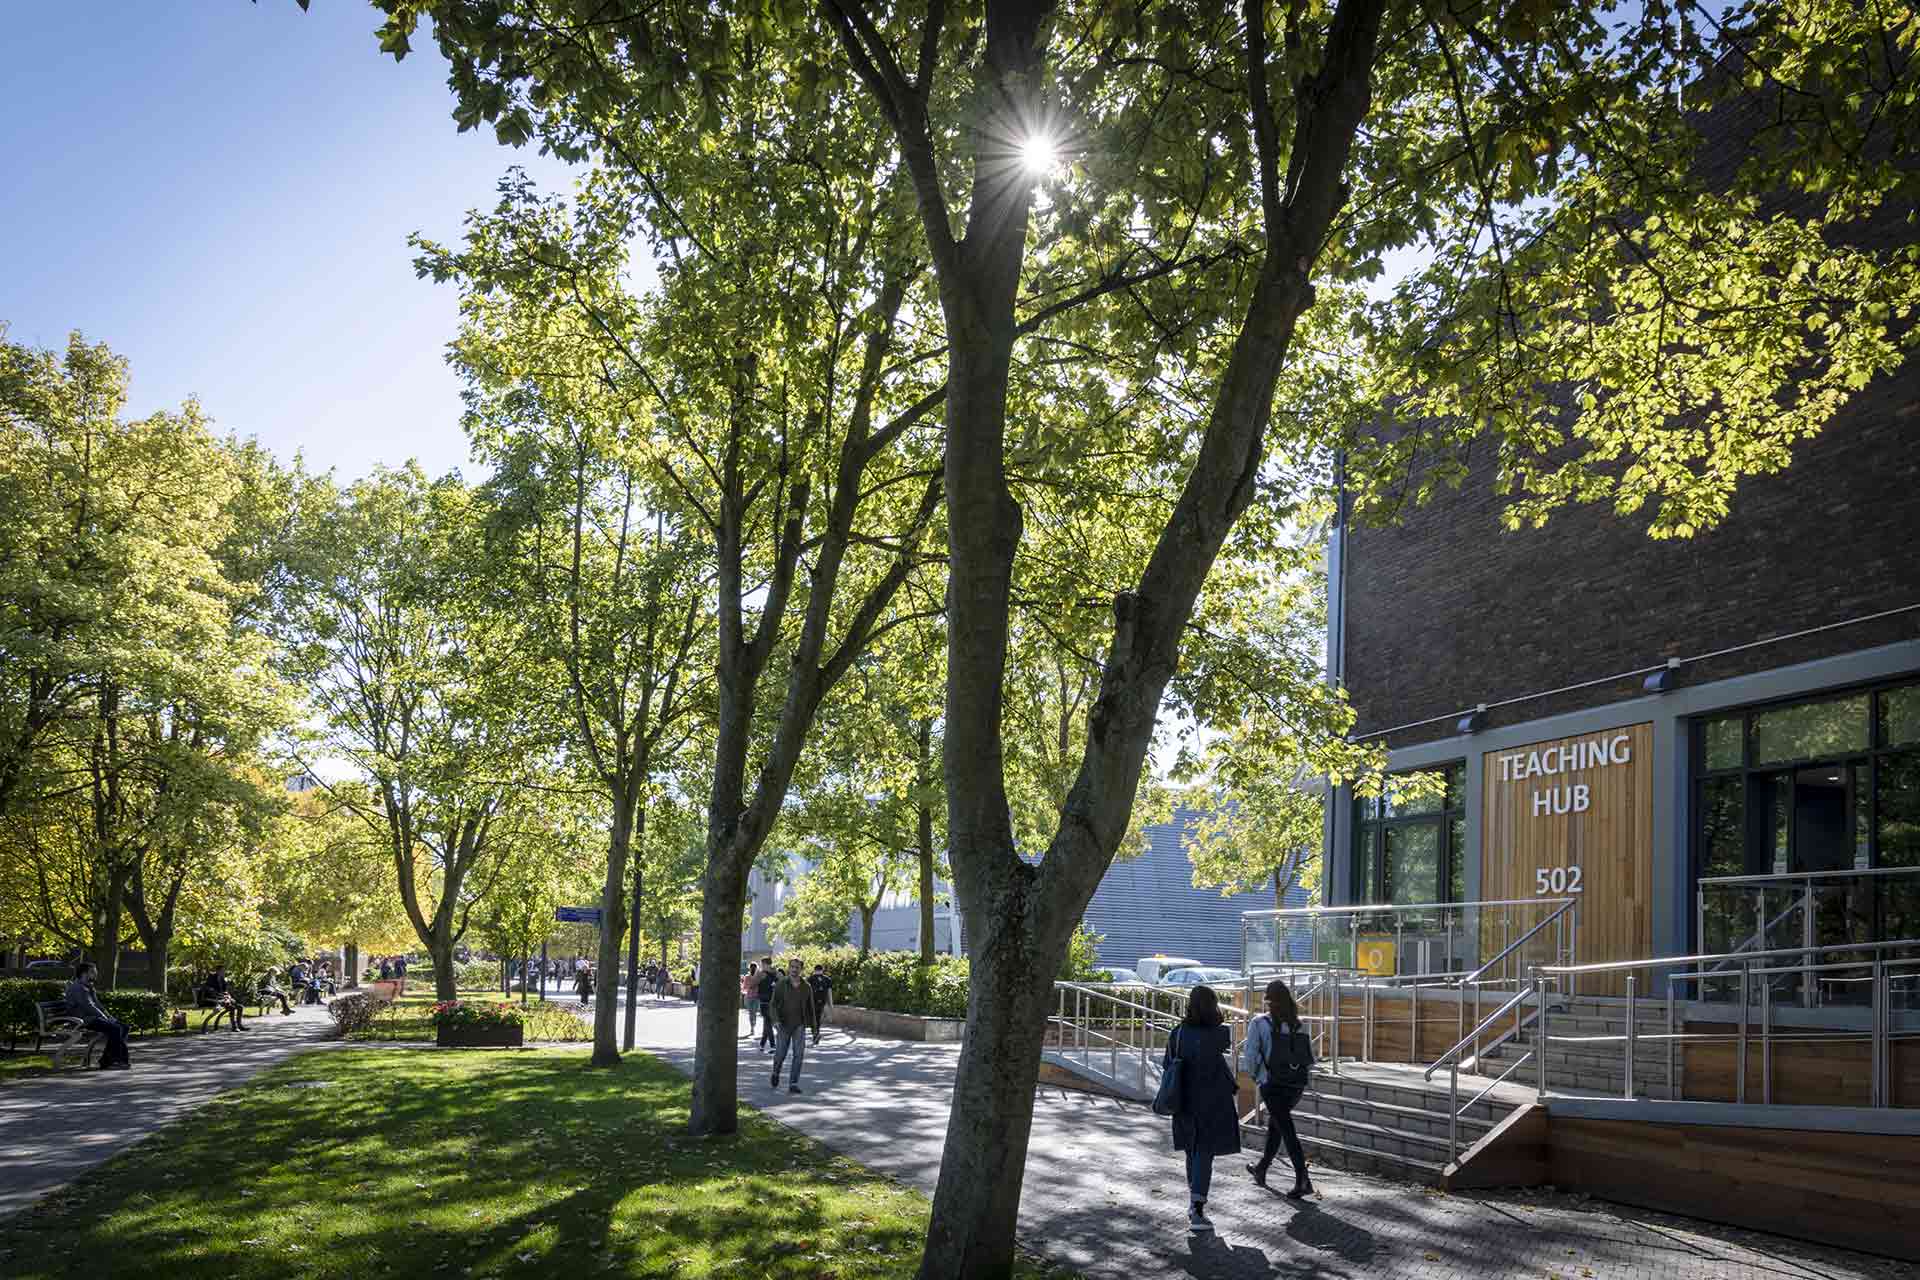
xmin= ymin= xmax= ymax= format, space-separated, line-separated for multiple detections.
xmin=434 ymin=1023 xmax=524 ymax=1048
xmin=825 ymin=1004 xmax=966 ymax=1043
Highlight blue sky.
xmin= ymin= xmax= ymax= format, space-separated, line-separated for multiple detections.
xmin=0 ymin=2 xmax=581 ymax=481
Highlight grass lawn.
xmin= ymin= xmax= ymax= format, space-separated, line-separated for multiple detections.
xmin=0 ymin=1047 xmax=1072 ymax=1280
xmin=353 ymin=987 xmax=591 ymax=1044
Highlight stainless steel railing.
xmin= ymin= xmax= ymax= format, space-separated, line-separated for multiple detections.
xmin=1697 ymin=865 xmax=1920 ymax=1008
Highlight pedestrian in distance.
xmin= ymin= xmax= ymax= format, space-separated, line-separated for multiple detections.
xmin=741 ymin=962 xmax=760 ymax=1038
xmin=64 ymin=961 xmax=131 ymax=1070
xmin=1164 ymin=984 xmax=1240 ymax=1235
xmin=806 ymin=963 xmax=832 ymax=1045
xmin=1242 ymin=977 xmax=1315 ymax=1199
xmin=769 ymin=957 xmax=816 ymax=1094
xmin=755 ymin=959 xmax=778 ymax=1053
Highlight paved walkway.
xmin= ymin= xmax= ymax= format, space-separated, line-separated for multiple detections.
xmin=0 ymin=1004 xmax=339 ymax=1219
xmin=615 ymin=1001 xmax=1915 ymax=1280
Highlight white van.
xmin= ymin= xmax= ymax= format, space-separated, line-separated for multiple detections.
xmin=1134 ymin=955 xmax=1202 ymax=985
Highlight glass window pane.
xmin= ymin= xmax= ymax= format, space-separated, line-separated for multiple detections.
xmin=1751 ymin=695 xmax=1868 ymax=765
xmin=1385 ymin=822 xmax=1441 ymax=905
xmin=1352 ymin=824 xmax=1379 ymax=903
xmin=1448 ymin=816 xmax=1466 ymax=902
xmin=1699 ymin=777 xmax=1746 ymax=878
xmin=1877 ymin=751 xmax=1920 ymax=869
xmin=1443 ymin=762 xmax=1466 ymax=811
xmin=1384 ymin=771 xmax=1445 ymax=818
xmin=1757 ymin=772 xmax=1792 ymax=874
xmin=1880 ymin=686 xmax=1920 ymax=748
xmin=1703 ymin=716 xmax=1743 ymax=771
xmin=1853 ymin=763 xmax=1872 ymax=870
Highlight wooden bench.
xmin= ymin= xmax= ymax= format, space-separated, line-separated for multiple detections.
xmin=33 ymin=1001 xmax=100 ymax=1070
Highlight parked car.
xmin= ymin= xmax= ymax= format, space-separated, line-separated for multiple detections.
xmin=1157 ymin=965 xmax=1243 ymax=989
xmin=1133 ymin=955 xmax=1201 ymax=985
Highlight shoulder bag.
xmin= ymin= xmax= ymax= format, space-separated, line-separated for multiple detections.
xmin=1151 ymin=1027 xmax=1186 ymax=1117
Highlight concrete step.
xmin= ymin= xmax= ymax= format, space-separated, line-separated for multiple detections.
xmin=1298 ymin=1089 xmax=1496 ymax=1143
xmin=1271 ymin=1127 xmax=1447 ymax=1186
xmin=1479 ymin=1039 xmax=1673 ymax=1081
xmin=1306 ymin=1067 xmax=1517 ymax=1125
xmin=1288 ymin=1108 xmax=1458 ymax=1164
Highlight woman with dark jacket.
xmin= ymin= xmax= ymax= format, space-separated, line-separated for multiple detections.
xmin=1164 ymin=984 xmax=1241 ymax=1234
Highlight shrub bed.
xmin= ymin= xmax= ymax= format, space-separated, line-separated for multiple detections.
xmin=328 ymin=990 xmax=393 ymax=1038
xmin=755 ymin=948 xmax=971 ymax=1020
xmin=3 ymin=978 xmax=170 ymax=1044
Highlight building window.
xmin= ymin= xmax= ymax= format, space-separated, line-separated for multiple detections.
xmin=1352 ymin=762 xmax=1467 ymax=905
xmin=1691 ymin=676 xmax=1920 ymax=948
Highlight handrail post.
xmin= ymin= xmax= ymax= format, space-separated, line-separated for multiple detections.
xmin=1760 ymin=971 xmax=1774 ymax=1105
xmin=1624 ymin=973 xmax=1637 ymax=1100
xmin=1330 ymin=970 xmax=1341 ymax=1075
xmin=1449 ymin=1059 xmax=1460 ymax=1165
xmin=1872 ymin=959 xmax=1887 ymax=1107
xmin=1736 ymin=962 xmax=1749 ymax=1104
xmin=1666 ymin=985 xmax=1678 ymax=1101
xmin=1534 ymin=970 xmax=1549 ymax=1098
xmin=1801 ymin=880 xmax=1815 ymax=1009
xmin=1363 ymin=976 xmax=1373 ymax=1064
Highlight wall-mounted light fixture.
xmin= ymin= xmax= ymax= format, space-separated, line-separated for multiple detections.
xmin=1643 ymin=657 xmax=1683 ymax=694
xmin=1456 ymin=703 xmax=1488 ymax=734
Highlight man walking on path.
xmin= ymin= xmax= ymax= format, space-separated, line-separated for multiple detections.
xmin=63 ymin=962 xmax=130 ymax=1070
xmin=741 ymin=963 xmax=760 ymax=1039
xmin=807 ymin=964 xmax=832 ymax=1045
xmin=755 ymin=959 xmax=778 ymax=1053
xmin=769 ymin=958 xmax=815 ymax=1094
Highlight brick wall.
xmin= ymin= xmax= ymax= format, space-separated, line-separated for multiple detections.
xmin=1343 ymin=353 xmax=1920 ymax=747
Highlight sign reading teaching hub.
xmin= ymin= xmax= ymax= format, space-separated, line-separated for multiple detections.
xmin=1481 ymin=722 xmax=1654 ymax=986
xmin=1494 ymin=731 xmax=1635 ymax=818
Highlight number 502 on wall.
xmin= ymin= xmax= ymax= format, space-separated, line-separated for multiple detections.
xmin=1535 ymin=866 xmax=1583 ymax=895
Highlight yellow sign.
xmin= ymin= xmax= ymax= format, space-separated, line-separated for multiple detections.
xmin=1356 ymin=938 xmax=1395 ymax=976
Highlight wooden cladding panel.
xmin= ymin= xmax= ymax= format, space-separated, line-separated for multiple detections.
xmin=1681 ymin=1023 xmax=1920 ymax=1108
xmin=1335 ymin=993 xmax=1469 ymax=1064
xmin=1482 ymin=723 xmax=1654 ymax=996
xmin=1548 ymin=1117 xmax=1920 ymax=1260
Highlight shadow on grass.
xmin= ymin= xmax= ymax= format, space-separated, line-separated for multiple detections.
xmin=0 ymin=1047 xmax=1047 ymax=1280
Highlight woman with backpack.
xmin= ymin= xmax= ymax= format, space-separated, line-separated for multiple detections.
xmin=1162 ymin=985 xmax=1241 ymax=1234
xmin=1241 ymin=977 xmax=1315 ymax=1199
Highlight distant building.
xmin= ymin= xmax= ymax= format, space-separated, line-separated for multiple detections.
xmin=744 ymin=802 xmax=1314 ymax=975
xmin=1082 ymin=805 xmax=1310 ymax=975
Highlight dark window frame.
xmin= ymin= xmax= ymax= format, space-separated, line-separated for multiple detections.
xmin=1689 ymin=673 xmax=1920 ymax=946
xmin=1352 ymin=762 xmax=1468 ymax=906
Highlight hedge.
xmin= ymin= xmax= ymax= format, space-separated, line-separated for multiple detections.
xmin=329 ymin=989 xmax=394 ymax=1037
xmin=403 ymin=959 xmax=498 ymax=990
xmin=1 ymin=978 xmax=166 ymax=1045
xmin=749 ymin=947 xmax=972 ymax=1020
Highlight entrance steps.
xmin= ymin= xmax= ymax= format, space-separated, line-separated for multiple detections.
xmin=1468 ymin=996 xmax=1677 ymax=1098
xmin=1038 ymin=1048 xmax=1526 ymax=1187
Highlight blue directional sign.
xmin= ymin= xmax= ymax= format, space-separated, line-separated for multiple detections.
xmin=554 ymin=905 xmax=603 ymax=926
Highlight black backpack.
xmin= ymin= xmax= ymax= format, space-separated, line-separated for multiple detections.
xmin=1264 ymin=1018 xmax=1312 ymax=1089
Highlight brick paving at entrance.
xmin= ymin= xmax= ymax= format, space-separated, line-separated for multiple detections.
xmin=623 ymin=1002 xmax=1915 ymax=1280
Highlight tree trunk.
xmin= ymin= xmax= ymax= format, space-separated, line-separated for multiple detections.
xmin=919 ymin=901 xmax=1076 ymax=1278
xmin=345 ymin=941 xmax=360 ymax=988
xmin=145 ymin=935 xmax=169 ymax=997
xmin=689 ymin=858 xmax=748 ymax=1135
xmin=917 ymin=719 xmax=936 ymax=963
xmin=591 ymin=788 xmax=638 ymax=1067
xmin=431 ymin=935 xmax=456 ymax=1002
xmin=625 ymin=830 xmax=644 ymax=1051
xmin=859 ymin=902 xmax=877 ymax=959
xmin=93 ymin=868 xmax=125 ymax=989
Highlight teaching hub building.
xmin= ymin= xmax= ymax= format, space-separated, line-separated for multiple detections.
xmin=1321 ymin=352 xmax=1920 ymax=971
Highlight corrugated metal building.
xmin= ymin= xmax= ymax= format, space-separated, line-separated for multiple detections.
xmin=747 ymin=803 xmax=1313 ymax=975
xmin=1081 ymin=805 xmax=1309 ymax=974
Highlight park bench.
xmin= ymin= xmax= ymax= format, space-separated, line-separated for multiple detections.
xmin=192 ymin=984 xmax=242 ymax=1031
xmin=33 ymin=1000 xmax=100 ymax=1070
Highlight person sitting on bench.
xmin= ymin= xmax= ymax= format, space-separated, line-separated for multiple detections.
xmin=64 ymin=961 xmax=131 ymax=1070
xmin=259 ymin=969 xmax=293 ymax=1015
xmin=289 ymin=960 xmax=313 ymax=1004
xmin=203 ymin=966 xmax=248 ymax=1031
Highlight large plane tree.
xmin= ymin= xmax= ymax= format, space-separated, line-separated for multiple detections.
xmin=368 ymin=1 xmax=1919 ymax=1274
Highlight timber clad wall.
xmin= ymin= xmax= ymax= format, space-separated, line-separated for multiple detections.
xmin=1681 ymin=1022 xmax=1920 ymax=1108
xmin=1481 ymin=723 xmax=1654 ymax=992
xmin=1342 ymin=355 xmax=1920 ymax=749
xmin=1546 ymin=1117 xmax=1920 ymax=1260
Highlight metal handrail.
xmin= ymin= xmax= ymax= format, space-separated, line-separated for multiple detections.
xmin=1459 ymin=897 xmax=1579 ymax=987
xmin=1698 ymin=865 xmax=1920 ymax=886
xmin=1538 ymin=936 xmax=1920 ymax=977
xmin=1424 ymin=984 xmax=1536 ymax=1080
xmin=1242 ymin=896 xmax=1574 ymax=920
